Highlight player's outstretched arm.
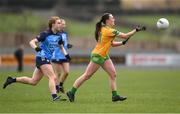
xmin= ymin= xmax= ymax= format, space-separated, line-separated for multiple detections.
xmin=117 ymin=26 xmax=146 ymax=45
xmin=118 ymin=29 xmax=136 ymax=39
xmin=117 ymin=25 xmax=146 ymax=39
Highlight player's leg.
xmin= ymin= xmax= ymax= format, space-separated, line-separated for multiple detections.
xmin=102 ymin=59 xmax=127 ymax=102
xmin=59 ymin=62 xmax=70 ymax=93
xmin=51 ymin=62 xmax=62 ymax=93
xmin=67 ymin=61 xmax=100 ymax=102
xmin=3 ymin=68 xmax=43 ymax=89
xmin=16 ymin=68 xmax=43 ymax=85
xmin=102 ymin=59 xmax=117 ymax=91
xmin=40 ymin=64 xmax=59 ymax=101
xmin=73 ymin=61 xmax=100 ymax=89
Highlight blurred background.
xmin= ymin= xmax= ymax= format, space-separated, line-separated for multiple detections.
xmin=0 ymin=0 xmax=180 ymax=71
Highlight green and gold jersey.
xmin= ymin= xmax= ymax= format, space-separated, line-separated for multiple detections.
xmin=92 ymin=25 xmax=120 ymax=58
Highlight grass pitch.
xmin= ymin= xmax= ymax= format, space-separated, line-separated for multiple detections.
xmin=0 ymin=67 xmax=180 ymax=113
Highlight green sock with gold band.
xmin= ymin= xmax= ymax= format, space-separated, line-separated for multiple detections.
xmin=112 ymin=91 xmax=118 ymax=97
xmin=71 ymin=87 xmax=77 ymax=95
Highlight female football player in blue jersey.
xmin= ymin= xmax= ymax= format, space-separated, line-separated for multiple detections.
xmin=3 ymin=16 xmax=71 ymax=101
xmin=51 ymin=19 xmax=73 ymax=93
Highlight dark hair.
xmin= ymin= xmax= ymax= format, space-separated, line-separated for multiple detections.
xmin=95 ymin=13 xmax=111 ymax=42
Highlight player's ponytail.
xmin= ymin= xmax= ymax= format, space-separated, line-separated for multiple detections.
xmin=95 ymin=21 xmax=102 ymax=42
xmin=95 ymin=13 xmax=111 ymax=42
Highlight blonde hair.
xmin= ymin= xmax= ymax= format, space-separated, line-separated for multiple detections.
xmin=48 ymin=16 xmax=60 ymax=29
xmin=60 ymin=19 xmax=66 ymax=24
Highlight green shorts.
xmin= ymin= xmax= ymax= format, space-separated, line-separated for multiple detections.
xmin=90 ymin=54 xmax=110 ymax=65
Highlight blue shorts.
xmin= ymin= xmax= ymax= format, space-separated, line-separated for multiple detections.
xmin=51 ymin=59 xmax=69 ymax=64
xmin=36 ymin=57 xmax=51 ymax=69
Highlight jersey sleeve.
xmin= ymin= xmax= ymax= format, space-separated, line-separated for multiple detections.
xmin=58 ymin=35 xmax=63 ymax=45
xmin=112 ymin=29 xmax=121 ymax=36
xmin=36 ymin=31 xmax=48 ymax=42
xmin=62 ymin=33 xmax=68 ymax=43
xmin=105 ymin=28 xmax=121 ymax=37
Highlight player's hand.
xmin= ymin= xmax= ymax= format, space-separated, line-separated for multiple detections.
xmin=35 ymin=47 xmax=42 ymax=52
xmin=67 ymin=44 xmax=73 ymax=49
xmin=58 ymin=39 xmax=64 ymax=45
xmin=135 ymin=25 xmax=146 ymax=32
xmin=65 ymin=54 xmax=71 ymax=61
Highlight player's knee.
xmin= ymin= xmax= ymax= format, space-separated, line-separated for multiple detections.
xmin=52 ymin=75 xmax=57 ymax=82
xmin=57 ymin=73 xmax=61 ymax=77
xmin=63 ymin=69 xmax=69 ymax=74
xmin=31 ymin=82 xmax=37 ymax=86
xmin=30 ymin=80 xmax=38 ymax=86
xmin=54 ymin=76 xmax=57 ymax=82
xmin=64 ymin=71 xmax=69 ymax=76
xmin=47 ymin=74 xmax=56 ymax=82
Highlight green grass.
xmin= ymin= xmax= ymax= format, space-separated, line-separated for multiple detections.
xmin=0 ymin=68 xmax=180 ymax=113
xmin=121 ymin=14 xmax=180 ymax=27
xmin=66 ymin=19 xmax=95 ymax=37
xmin=115 ymin=27 xmax=160 ymax=41
xmin=0 ymin=11 xmax=45 ymax=33
xmin=0 ymin=13 xmax=179 ymax=43
xmin=65 ymin=15 xmax=179 ymax=43
xmin=65 ymin=19 xmax=169 ymax=42
xmin=118 ymin=14 xmax=180 ymax=42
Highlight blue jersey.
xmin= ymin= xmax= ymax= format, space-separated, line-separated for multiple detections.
xmin=36 ymin=29 xmax=62 ymax=59
xmin=51 ymin=31 xmax=68 ymax=60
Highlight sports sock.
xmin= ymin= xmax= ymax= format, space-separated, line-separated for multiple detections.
xmin=59 ymin=82 xmax=63 ymax=87
xmin=52 ymin=94 xmax=58 ymax=99
xmin=56 ymin=85 xmax=59 ymax=90
xmin=71 ymin=87 xmax=77 ymax=95
xmin=12 ymin=77 xmax=16 ymax=82
xmin=112 ymin=91 xmax=118 ymax=97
